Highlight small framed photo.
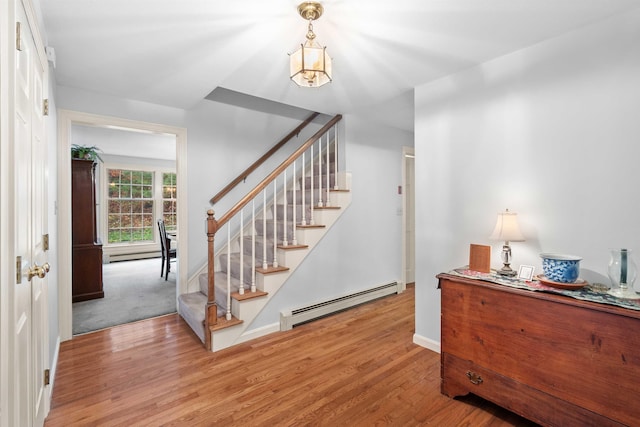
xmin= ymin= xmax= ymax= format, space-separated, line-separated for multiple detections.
xmin=518 ymin=265 xmax=535 ymax=281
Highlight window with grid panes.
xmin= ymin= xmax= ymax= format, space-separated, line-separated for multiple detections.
xmin=107 ymin=169 xmax=154 ymax=243
xmin=162 ymin=172 xmax=177 ymax=231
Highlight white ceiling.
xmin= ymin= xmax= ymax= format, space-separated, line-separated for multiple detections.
xmin=40 ymin=0 xmax=640 ymax=132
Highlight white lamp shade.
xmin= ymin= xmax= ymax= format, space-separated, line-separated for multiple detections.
xmin=490 ymin=210 xmax=525 ymax=242
xmin=290 ymin=40 xmax=332 ymax=87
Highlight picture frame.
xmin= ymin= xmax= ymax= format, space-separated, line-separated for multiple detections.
xmin=518 ymin=265 xmax=535 ymax=281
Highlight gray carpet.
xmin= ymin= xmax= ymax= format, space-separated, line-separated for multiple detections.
xmin=72 ymin=257 xmax=177 ymax=335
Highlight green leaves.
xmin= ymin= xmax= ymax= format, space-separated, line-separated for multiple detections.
xmin=71 ymin=144 xmax=103 ymax=162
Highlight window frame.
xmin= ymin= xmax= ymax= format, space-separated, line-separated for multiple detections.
xmin=161 ymin=171 xmax=178 ymax=232
xmin=105 ymin=168 xmax=155 ymax=245
xmin=99 ymin=162 xmax=177 ymax=258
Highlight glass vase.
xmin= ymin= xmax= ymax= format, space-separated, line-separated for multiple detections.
xmin=607 ymin=248 xmax=638 ymax=298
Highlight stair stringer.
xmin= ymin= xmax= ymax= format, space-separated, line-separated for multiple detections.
xmin=210 ymin=186 xmax=351 ymax=352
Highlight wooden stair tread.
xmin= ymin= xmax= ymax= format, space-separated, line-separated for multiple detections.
xmin=256 ymin=265 xmax=290 ymax=274
xmin=314 ymin=206 xmax=341 ymax=210
xmin=297 ymin=224 xmax=326 ymax=229
xmin=277 ymin=244 xmax=309 ymax=250
xmin=231 ymin=290 xmax=268 ymax=301
xmin=330 ymin=188 xmax=350 ymax=192
xmin=209 ymin=315 xmax=243 ymax=332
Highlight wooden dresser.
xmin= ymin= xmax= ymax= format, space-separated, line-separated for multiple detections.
xmin=438 ymin=273 xmax=640 ymax=426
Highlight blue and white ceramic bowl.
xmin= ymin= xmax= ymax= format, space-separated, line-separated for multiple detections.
xmin=540 ymin=253 xmax=582 ymax=283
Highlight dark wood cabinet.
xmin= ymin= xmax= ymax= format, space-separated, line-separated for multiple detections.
xmin=72 ymin=159 xmax=103 ymax=302
xmin=438 ymin=273 xmax=640 ymax=427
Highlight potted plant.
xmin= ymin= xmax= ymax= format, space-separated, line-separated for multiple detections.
xmin=71 ymin=144 xmax=103 ymax=162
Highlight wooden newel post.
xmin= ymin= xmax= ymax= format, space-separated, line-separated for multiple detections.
xmin=205 ymin=209 xmax=219 ymax=351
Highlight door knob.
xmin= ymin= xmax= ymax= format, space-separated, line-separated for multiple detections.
xmin=27 ymin=263 xmax=50 ymax=281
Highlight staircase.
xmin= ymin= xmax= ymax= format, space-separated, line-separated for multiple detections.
xmin=178 ymin=115 xmax=351 ymax=351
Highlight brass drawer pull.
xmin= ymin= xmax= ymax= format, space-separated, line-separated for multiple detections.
xmin=466 ymin=371 xmax=483 ymax=385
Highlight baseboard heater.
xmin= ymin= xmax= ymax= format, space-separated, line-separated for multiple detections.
xmin=105 ymin=251 xmax=160 ymax=263
xmin=280 ymin=281 xmax=402 ymax=331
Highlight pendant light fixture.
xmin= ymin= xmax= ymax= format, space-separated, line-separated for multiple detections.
xmin=289 ymin=2 xmax=332 ymax=87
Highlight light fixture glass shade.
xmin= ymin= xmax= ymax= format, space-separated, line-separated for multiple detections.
xmin=489 ymin=210 xmax=525 ymax=242
xmin=290 ymin=39 xmax=332 ymax=87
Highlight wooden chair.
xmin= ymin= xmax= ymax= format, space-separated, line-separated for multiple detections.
xmin=157 ymin=219 xmax=177 ymax=280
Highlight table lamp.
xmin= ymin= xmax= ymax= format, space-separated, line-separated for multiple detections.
xmin=490 ymin=209 xmax=525 ymax=276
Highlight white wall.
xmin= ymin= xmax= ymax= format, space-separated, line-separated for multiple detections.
xmin=414 ymin=9 xmax=640 ymax=346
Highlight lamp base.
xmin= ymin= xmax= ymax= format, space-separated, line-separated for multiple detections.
xmin=497 ymin=265 xmax=517 ymax=276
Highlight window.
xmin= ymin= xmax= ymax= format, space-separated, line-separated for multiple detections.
xmin=107 ymin=169 xmax=154 ymax=244
xmin=162 ymin=172 xmax=177 ymax=231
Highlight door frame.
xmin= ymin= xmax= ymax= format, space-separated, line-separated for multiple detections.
xmin=401 ymin=146 xmax=415 ymax=287
xmin=56 ymin=110 xmax=188 ymax=341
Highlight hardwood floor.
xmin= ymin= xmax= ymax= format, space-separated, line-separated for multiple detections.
xmin=46 ymin=286 xmax=538 ymax=426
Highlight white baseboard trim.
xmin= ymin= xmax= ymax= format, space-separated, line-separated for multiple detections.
xmin=413 ymin=333 xmax=440 ymax=353
xmin=237 ymin=322 xmax=280 ymax=344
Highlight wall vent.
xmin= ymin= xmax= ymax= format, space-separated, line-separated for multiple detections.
xmin=280 ymin=281 xmax=402 ymax=331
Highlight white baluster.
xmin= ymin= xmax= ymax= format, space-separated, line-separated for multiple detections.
xmin=317 ymin=136 xmax=324 ymax=208
xmin=301 ymin=152 xmax=307 ymax=226
xmin=226 ymin=224 xmax=231 ymax=320
xmin=282 ymin=168 xmax=288 ymax=246
xmin=310 ymin=144 xmax=315 ymax=225
xmin=239 ymin=209 xmax=244 ymax=295
xmin=273 ymin=180 xmax=278 ymax=268
xmin=334 ymin=125 xmax=339 ymax=190
xmin=262 ymin=190 xmax=268 ymax=269
xmin=292 ymin=160 xmax=298 ymax=245
xmin=325 ymin=133 xmax=331 ymax=207
xmin=251 ymin=199 xmax=256 ymax=292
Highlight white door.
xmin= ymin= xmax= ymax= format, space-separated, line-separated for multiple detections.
xmin=14 ymin=0 xmax=49 ymax=424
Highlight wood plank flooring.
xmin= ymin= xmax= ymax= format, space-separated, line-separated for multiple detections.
xmin=46 ymin=286 xmax=538 ymax=426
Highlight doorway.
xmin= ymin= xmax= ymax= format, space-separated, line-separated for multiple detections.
xmin=402 ymin=147 xmax=415 ymax=286
xmin=57 ymin=110 xmax=187 ymax=341
xmin=70 ymin=124 xmax=178 ymax=334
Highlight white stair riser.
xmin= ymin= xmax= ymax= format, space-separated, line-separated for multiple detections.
xmin=231 ymin=295 xmax=268 ymax=325
xmin=294 ymin=227 xmax=325 ymax=247
xmin=276 ymin=248 xmax=308 ymax=269
xmin=256 ymin=269 xmax=291 ymax=294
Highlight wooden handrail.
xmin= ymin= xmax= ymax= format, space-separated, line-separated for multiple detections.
xmin=210 ymin=112 xmax=320 ymax=205
xmin=216 ymin=114 xmax=342 ymax=229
